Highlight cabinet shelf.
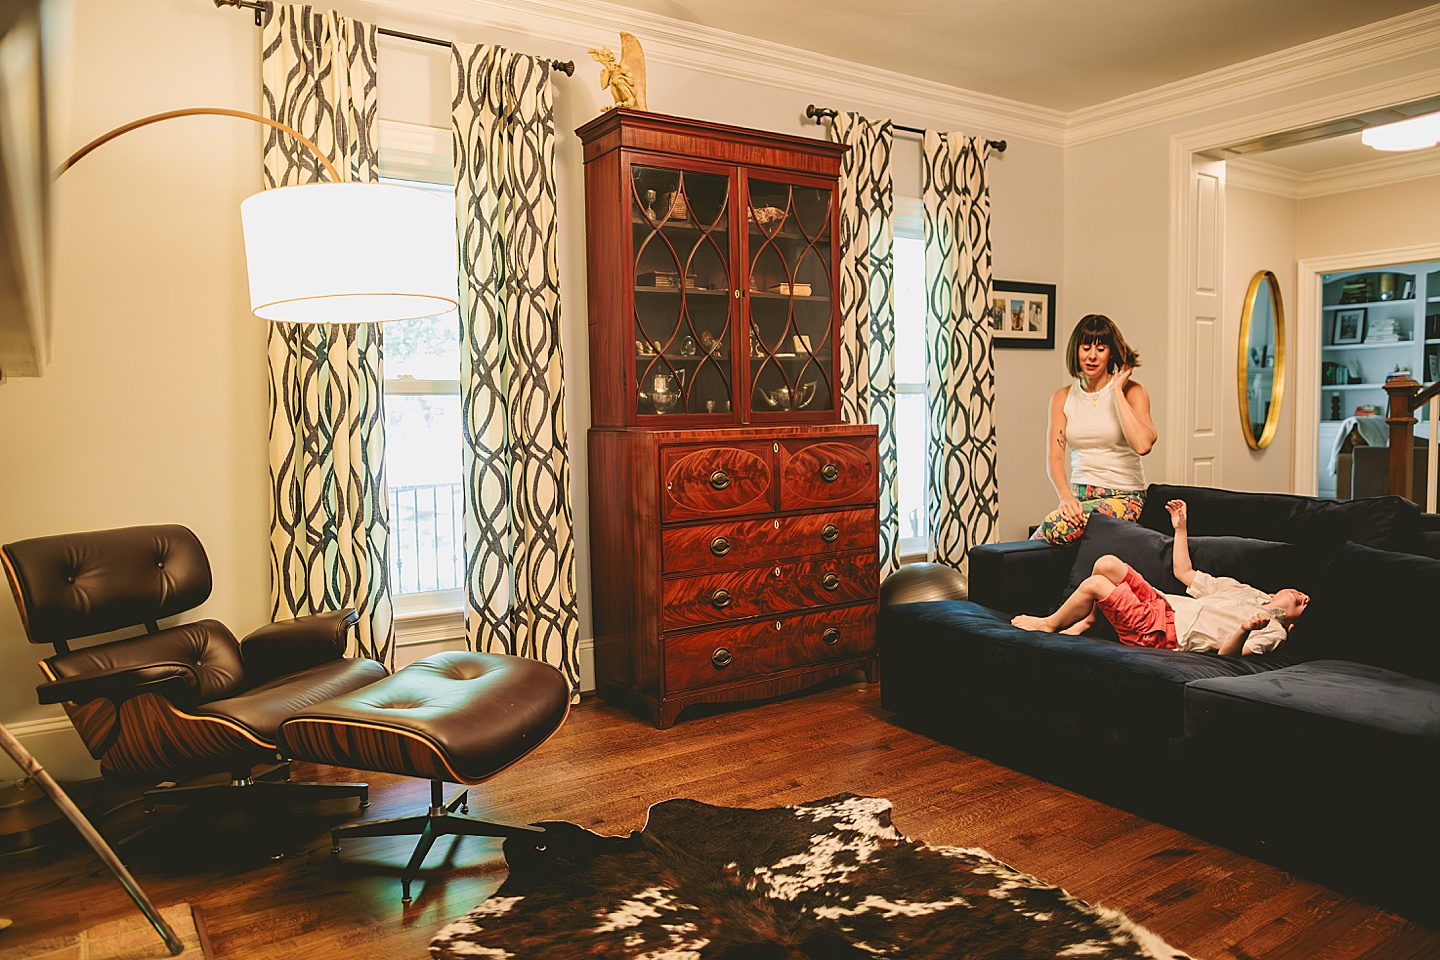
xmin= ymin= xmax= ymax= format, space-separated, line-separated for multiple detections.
xmin=1322 ymin=341 xmax=1415 ymax=351
xmin=1323 ymin=299 xmax=1415 ymax=310
xmin=634 ymin=286 xmax=729 ymax=296
xmin=748 ymin=291 xmax=831 ymax=302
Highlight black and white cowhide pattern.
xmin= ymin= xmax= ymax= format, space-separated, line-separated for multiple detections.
xmin=430 ymin=794 xmax=1193 ymax=959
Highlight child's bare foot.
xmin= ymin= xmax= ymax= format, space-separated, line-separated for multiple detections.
xmin=1061 ymin=614 xmax=1095 ymax=636
xmin=1011 ymin=614 xmax=1056 ymax=632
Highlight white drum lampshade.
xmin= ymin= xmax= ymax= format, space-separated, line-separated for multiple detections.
xmin=241 ymin=181 xmax=458 ymax=324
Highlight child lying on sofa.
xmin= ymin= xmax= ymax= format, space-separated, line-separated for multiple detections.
xmin=1011 ymin=499 xmax=1310 ymax=655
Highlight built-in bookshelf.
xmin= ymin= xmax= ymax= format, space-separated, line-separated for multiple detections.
xmin=1320 ymin=262 xmax=1440 ymax=423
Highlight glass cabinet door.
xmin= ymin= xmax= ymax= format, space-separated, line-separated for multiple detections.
xmin=631 ymin=164 xmax=734 ymax=418
xmin=745 ymin=178 xmax=835 ymax=417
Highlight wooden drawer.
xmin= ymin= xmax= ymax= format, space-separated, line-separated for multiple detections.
xmin=778 ymin=438 xmax=878 ymax=511
xmin=661 ymin=507 xmax=878 ymax=574
xmin=664 ymin=603 xmax=875 ymax=692
xmin=662 ymin=550 xmax=877 ymax=630
xmin=660 ymin=442 xmax=774 ymax=522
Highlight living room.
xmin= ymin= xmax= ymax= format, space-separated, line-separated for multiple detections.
xmin=1 ymin=0 xmax=1439 ymax=957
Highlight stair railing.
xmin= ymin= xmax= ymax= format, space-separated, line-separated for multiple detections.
xmin=1382 ymin=376 xmax=1440 ymax=510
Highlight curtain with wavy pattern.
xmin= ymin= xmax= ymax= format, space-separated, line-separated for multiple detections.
xmin=829 ymin=113 xmax=899 ymax=577
xmin=921 ymin=131 xmax=998 ymax=568
xmin=451 ymin=44 xmax=580 ymax=697
xmin=261 ymin=5 xmax=394 ymax=664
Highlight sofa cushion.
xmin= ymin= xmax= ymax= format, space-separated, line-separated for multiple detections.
xmin=1283 ymin=542 xmax=1440 ymax=682
xmin=1184 ymin=660 xmax=1440 ymax=746
xmin=881 ymin=599 xmax=1283 ymax=745
xmin=1065 ymin=512 xmax=1327 ymax=600
xmin=1136 ymin=484 xmax=1419 ymax=551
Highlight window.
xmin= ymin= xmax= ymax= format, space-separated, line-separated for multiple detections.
xmin=893 ymin=199 xmax=929 ymax=558
xmin=380 ymin=177 xmax=464 ymax=614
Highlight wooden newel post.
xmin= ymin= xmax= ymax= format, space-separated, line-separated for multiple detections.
xmin=1384 ymin=376 xmax=1420 ymax=500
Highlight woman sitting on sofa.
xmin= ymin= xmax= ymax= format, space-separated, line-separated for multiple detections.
xmin=1032 ymin=314 xmax=1157 ymax=544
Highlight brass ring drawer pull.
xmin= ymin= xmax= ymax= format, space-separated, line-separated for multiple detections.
xmin=710 ymin=470 xmax=731 ymax=490
xmin=820 ymin=523 xmax=839 ymax=543
xmin=712 ymin=647 xmax=733 ymax=667
xmin=711 ymin=589 xmax=733 ymax=609
xmin=822 ymin=628 xmax=840 ymax=645
xmin=819 ymin=463 xmax=839 ymax=482
xmin=822 ymin=573 xmax=841 ymax=591
xmin=710 ymin=536 xmax=731 ymax=557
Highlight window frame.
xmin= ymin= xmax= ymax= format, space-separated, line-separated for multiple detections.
xmin=379 ymin=122 xmax=467 ymax=626
xmin=892 ymin=197 xmax=930 ymax=562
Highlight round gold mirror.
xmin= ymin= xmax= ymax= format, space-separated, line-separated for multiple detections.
xmin=1238 ymin=269 xmax=1285 ymax=450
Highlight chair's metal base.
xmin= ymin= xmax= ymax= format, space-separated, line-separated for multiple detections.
xmin=142 ymin=762 xmax=369 ymax=814
xmin=136 ymin=762 xmax=368 ymax=859
xmin=331 ymin=780 xmax=544 ymax=902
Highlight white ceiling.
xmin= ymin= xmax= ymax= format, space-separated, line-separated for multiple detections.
xmin=600 ymin=0 xmax=1438 ymax=112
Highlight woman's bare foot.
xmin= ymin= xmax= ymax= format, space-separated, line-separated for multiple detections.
xmin=1011 ymin=614 xmax=1056 ymax=632
xmin=1061 ymin=614 xmax=1095 ymax=636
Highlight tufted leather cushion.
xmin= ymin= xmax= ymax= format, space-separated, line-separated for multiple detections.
xmin=200 ymin=656 xmax=389 ymax=742
xmin=278 ymin=651 xmax=570 ymax=784
xmin=3 ymin=525 xmax=212 ymax=645
xmin=44 ymin=619 xmax=245 ymax=703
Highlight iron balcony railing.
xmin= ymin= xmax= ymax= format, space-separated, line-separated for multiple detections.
xmin=388 ymin=481 xmax=465 ymax=595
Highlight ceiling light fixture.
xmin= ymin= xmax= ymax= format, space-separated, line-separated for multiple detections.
xmin=1360 ymin=112 xmax=1440 ymax=152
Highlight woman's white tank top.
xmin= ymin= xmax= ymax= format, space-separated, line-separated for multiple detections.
xmin=1063 ymin=380 xmax=1145 ymax=490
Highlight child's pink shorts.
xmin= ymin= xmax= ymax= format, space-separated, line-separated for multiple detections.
xmin=1096 ymin=566 xmax=1178 ymax=649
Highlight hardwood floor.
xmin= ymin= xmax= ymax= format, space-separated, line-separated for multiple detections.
xmin=2 ymin=681 xmax=1436 ymax=959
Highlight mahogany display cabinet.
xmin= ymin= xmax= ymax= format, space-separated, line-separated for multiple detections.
xmin=578 ymin=109 xmax=878 ymax=727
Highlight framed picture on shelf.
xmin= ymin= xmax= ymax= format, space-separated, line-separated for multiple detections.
xmin=1333 ymin=308 xmax=1366 ymax=345
xmin=989 ymin=280 xmax=1056 ymax=349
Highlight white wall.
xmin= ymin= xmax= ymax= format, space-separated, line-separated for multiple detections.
xmin=0 ymin=0 xmax=1063 ymax=777
xmin=0 ymin=0 xmax=267 ymax=779
xmin=1222 ymin=185 xmax=1297 ymax=493
xmin=1296 ymin=175 xmax=1440 ymax=262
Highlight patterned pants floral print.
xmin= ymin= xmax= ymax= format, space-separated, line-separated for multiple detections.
xmin=1031 ymin=484 xmax=1145 ymax=545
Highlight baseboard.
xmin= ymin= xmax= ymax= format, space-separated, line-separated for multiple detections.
xmin=0 ymin=715 xmax=100 ymax=783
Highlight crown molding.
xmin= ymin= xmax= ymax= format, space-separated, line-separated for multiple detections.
xmin=1066 ymin=6 xmax=1440 ymax=146
xmin=363 ymin=0 xmax=1067 ymax=145
xmin=362 ymin=0 xmax=1438 ymax=156
xmin=1229 ymin=148 xmax=1440 ymax=200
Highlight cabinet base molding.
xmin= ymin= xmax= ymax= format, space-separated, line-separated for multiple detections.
xmin=602 ymin=657 xmax=879 ymax=729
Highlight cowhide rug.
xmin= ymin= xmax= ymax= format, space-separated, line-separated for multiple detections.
xmin=430 ymin=793 xmax=1193 ymax=959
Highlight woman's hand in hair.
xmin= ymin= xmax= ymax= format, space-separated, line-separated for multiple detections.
xmin=1111 ymin=364 xmax=1133 ymax=394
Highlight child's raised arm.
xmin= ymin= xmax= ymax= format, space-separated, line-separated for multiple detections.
xmin=1166 ymin=499 xmax=1197 ymax=588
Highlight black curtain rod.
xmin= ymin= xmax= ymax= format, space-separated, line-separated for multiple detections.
xmin=212 ymin=0 xmax=576 ymax=75
xmin=805 ymin=105 xmax=1006 ymax=153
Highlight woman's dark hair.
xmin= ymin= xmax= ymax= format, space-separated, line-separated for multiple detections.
xmin=1065 ymin=314 xmax=1141 ymax=378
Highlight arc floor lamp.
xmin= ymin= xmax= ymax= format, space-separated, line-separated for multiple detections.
xmin=0 ymin=104 xmax=457 ymax=956
xmin=59 ymin=105 xmax=458 ymax=324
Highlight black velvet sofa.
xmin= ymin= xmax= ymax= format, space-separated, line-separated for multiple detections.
xmin=880 ymin=484 xmax=1440 ymax=918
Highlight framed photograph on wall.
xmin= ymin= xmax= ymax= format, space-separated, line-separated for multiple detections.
xmin=1333 ymin=308 xmax=1366 ymax=345
xmin=989 ymin=280 xmax=1056 ymax=349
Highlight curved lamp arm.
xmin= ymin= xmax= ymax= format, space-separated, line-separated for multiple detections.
xmin=58 ymin=106 xmax=339 ymax=181
xmin=52 ymin=106 xmax=457 ymax=324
